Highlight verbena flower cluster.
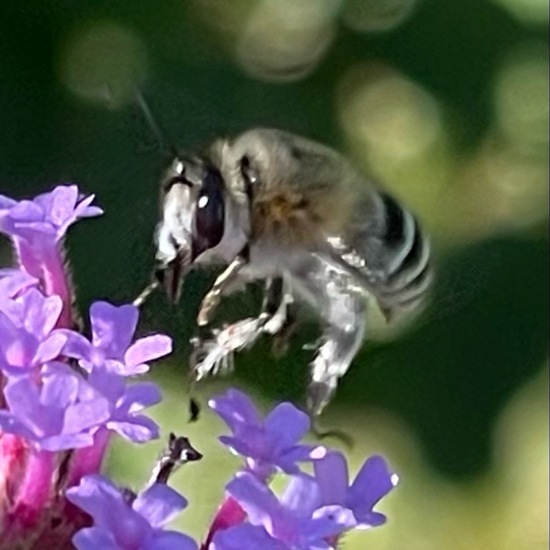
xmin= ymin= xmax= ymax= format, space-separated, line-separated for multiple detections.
xmin=0 ymin=185 xmax=398 ymax=549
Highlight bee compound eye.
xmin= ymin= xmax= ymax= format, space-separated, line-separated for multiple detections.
xmin=193 ymin=168 xmax=225 ymax=253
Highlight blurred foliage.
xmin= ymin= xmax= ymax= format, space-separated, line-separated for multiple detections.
xmin=0 ymin=0 xmax=548 ymax=548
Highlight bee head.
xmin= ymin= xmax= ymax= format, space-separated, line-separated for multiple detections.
xmin=155 ymin=156 xmax=226 ymax=303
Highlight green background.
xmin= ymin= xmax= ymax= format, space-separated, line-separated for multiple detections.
xmin=1 ymin=1 xmax=548 ymax=548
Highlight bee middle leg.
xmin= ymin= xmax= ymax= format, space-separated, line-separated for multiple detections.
xmin=191 ymin=275 xmax=293 ymax=380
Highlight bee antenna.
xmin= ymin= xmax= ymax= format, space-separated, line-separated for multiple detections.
xmin=134 ymin=89 xmax=179 ymax=159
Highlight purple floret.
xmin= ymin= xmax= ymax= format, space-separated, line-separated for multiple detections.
xmin=86 ymin=366 xmax=161 ymax=443
xmin=0 ymin=287 xmax=67 ymax=376
xmin=61 ymin=301 xmax=172 ymax=376
xmin=0 ymin=363 xmax=110 ymax=451
xmin=209 ymin=389 xmax=326 ymax=479
xmin=212 ymin=472 xmax=355 ymax=550
xmin=66 ymin=475 xmax=198 ymax=550
xmin=313 ymin=451 xmax=398 ymax=528
xmin=0 ymin=185 xmax=102 ymax=243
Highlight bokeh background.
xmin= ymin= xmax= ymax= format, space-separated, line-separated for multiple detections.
xmin=1 ymin=1 xmax=548 ymax=548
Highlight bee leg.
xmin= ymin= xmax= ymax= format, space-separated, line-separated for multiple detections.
xmin=197 ymin=248 xmax=249 ymax=327
xmin=292 ymin=257 xmax=366 ymax=417
xmin=270 ymin=303 xmax=298 ymax=357
xmin=259 ymin=277 xmax=293 ymax=333
xmin=191 ymin=277 xmax=293 ymax=381
xmin=259 ymin=277 xmax=297 ymax=356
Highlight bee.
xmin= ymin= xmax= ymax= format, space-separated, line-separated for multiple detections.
xmin=151 ymin=129 xmax=432 ymax=417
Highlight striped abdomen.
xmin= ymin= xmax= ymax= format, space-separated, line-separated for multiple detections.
xmin=342 ymin=189 xmax=433 ymax=321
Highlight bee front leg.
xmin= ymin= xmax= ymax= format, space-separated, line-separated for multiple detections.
xmin=197 ymin=248 xmax=249 ymax=327
xmin=292 ymin=256 xmax=367 ymax=417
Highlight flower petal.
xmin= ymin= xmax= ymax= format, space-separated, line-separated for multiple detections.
xmin=40 ymin=369 xmax=79 ymax=408
xmin=133 ymin=484 xmax=188 ymax=528
xmin=225 ymin=473 xmax=282 ymax=532
xmin=144 ymin=531 xmax=198 ymax=550
xmin=280 ymin=474 xmax=321 ymax=517
xmin=209 ymin=389 xmax=261 ymax=430
xmin=118 ymin=382 xmax=162 ymax=413
xmin=313 ymin=450 xmax=349 ymax=505
xmin=59 ymin=330 xmax=94 ymax=366
xmin=89 ymin=301 xmax=138 ymax=358
xmin=264 ymin=402 xmax=310 ymax=450
xmin=124 ymin=335 xmax=172 ymax=368
xmin=72 ymin=527 xmax=119 ymax=550
xmin=348 ymin=455 xmax=397 ymax=526
xmin=211 ymin=524 xmax=286 ymax=550
xmin=33 ymin=332 xmax=67 ymax=365
xmin=108 ymin=415 xmax=159 ymax=443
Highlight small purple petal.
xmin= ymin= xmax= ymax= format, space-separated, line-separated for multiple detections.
xmin=124 ymin=335 xmax=172 ymax=368
xmin=277 ymin=445 xmax=327 ymax=475
xmin=348 ymin=455 xmax=397 ymax=526
xmin=211 ymin=524 xmax=286 ymax=550
xmin=66 ymin=475 xmax=125 ymax=528
xmin=280 ymin=474 xmax=321 ymax=517
xmin=108 ymin=415 xmax=159 ymax=443
xmin=64 ymin=398 xmax=110 ymax=433
xmin=144 ymin=531 xmax=198 ymax=550
xmin=59 ymin=330 xmax=94 ymax=366
xmin=0 ymin=194 xmax=17 ymax=208
xmin=89 ymin=301 xmax=138 ymax=359
xmin=133 ymin=484 xmax=188 ymax=528
xmin=40 ymin=367 xmax=79 ymax=407
xmin=0 ymin=269 xmax=37 ymax=299
xmin=313 ymin=451 xmax=349 ymax=505
xmin=226 ymin=473 xmax=282 ymax=530
xmin=32 ymin=332 xmax=67 ymax=364
xmin=21 ymin=290 xmax=62 ymax=337
xmin=307 ymin=505 xmax=356 ymax=538
xmin=264 ymin=403 xmax=310 ymax=450
xmin=40 ymin=432 xmax=96 ymax=451
xmin=117 ymin=382 xmax=163 ymax=413
xmin=72 ymin=527 xmax=119 ymax=550
xmin=209 ymin=389 xmax=261 ymax=429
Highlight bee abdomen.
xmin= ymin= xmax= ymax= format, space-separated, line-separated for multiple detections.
xmin=371 ymin=193 xmax=433 ymax=319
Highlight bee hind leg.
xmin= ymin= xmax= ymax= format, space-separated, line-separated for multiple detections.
xmin=292 ymin=257 xmax=367 ymax=417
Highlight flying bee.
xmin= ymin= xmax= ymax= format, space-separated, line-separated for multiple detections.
xmin=150 ymin=128 xmax=432 ymax=417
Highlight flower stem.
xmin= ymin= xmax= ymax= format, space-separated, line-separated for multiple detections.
xmin=65 ymin=428 xmax=111 ymax=488
xmin=202 ymin=496 xmax=247 ymax=549
xmin=8 ymin=449 xmax=55 ymax=530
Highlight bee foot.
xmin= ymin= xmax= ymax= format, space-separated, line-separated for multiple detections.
xmin=191 ymin=318 xmax=264 ymax=381
xmin=308 ymin=343 xmax=340 ymax=415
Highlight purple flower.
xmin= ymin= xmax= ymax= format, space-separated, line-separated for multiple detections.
xmin=0 ymin=185 xmax=102 ymax=243
xmin=66 ymin=475 xmax=198 ymax=550
xmin=0 ymin=363 xmax=110 ymax=451
xmin=87 ymin=367 xmax=161 ymax=443
xmin=61 ymin=301 xmax=172 ymax=376
xmin=0 ymin=287 xmax=67 ymax=376
xmin=313 ymin=451 xmax=398 ymax=528
xmin=209 ymin=389 xmax=326 ymax=479
xmin=0 ymin=268 xmax=37 ymax=301
xmin=212 ymin=472 xmax=355 ymax=550
xmin=0 ymin=186 xmax=102 ymax=328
